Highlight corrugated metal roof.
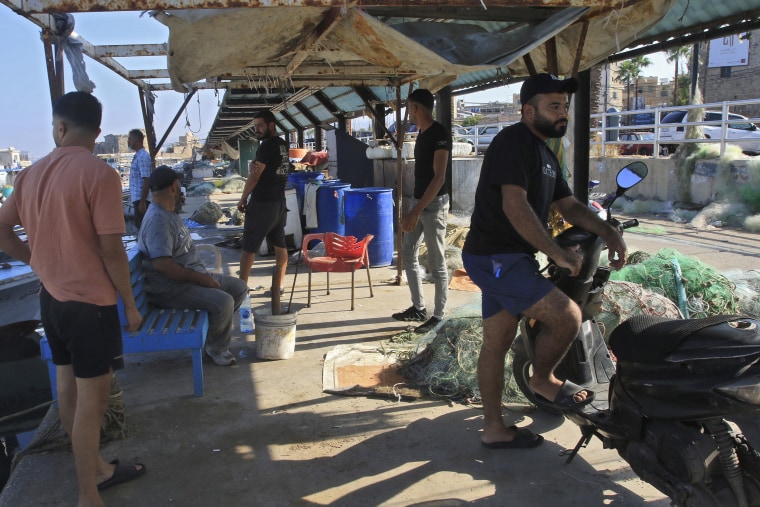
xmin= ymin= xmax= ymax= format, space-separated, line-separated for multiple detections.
xmin=639 ymin=0 xmax=760 ymax=43
xmin=2 ymin=0 xmax=757 ymax=151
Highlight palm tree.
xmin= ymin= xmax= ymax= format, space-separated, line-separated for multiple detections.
xmin=666 ymin=46 xmax=691 ymax=106
xmin=614 ymin=60 xmax=638 ymax=111
xmin=631 ymin=55 xmax=652 ymax=109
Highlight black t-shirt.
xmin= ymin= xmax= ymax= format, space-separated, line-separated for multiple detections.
xmin=414 ymin=121 xmax=451 ymax=199
xmin=463 ymin=122 xmax=573 ymax=255
xmin=251 ymin=135 xmax=289 ymax=202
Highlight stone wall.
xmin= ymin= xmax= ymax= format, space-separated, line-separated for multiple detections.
xmin=372 ymin=156 xmax=482 ymax=215
xmin=589 ymin=157 xmax=680 ymax=202
xmin=371 ymin=155 xmax=734 ymax=213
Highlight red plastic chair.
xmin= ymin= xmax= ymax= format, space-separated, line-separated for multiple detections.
xmin=301 ymin=232 xmax=374 ymax=310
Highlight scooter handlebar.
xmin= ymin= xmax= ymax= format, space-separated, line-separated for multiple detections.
xmin=621 ymin=219 xmax=639 ymax=230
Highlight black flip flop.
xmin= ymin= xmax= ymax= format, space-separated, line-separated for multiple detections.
xmin=97 ymin=459 xmax=146 ymax=491
xmin=481 ymin=431 xmax=544 ymax=449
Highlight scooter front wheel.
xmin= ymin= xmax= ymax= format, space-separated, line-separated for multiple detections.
xmin=511 ymin=338 xmax=563 ymax=416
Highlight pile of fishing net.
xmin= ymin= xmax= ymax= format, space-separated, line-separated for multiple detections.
xmin=610 ymin=248 xmax=740 ymax=318
xmin=596 ymin=280 xmax=682 ymax=340
xmin=395 ymin=303 xmax=528 ymax=405
xmin=723 ymin=269 xmax=760 ymax=318
xmin=395 ymin=249 xmax=758 ymax=406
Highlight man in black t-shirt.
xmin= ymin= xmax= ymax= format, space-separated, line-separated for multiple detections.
xmin=462 ymin=74 xmax=627 ymax=449
xmin=237 ymin=110 xmax=290 ymax=292
xmin=391 ymin=89 xmax=451 ymax=334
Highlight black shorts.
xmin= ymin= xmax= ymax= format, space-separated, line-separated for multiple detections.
xmin=40 ymin=286 xmax=124 ymax=378
xmin=242 ymin=199 xmax=287 ymax=252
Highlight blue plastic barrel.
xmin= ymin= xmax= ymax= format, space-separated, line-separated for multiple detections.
xmin=314 ymin=183 xmax=351 ymax=235
xmin=344 ymin=187 xmax=394 ymax=267
xmin=287 ymin=172 xmax=324 ymax=214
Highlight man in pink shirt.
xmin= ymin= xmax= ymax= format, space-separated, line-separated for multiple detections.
xmin=0 ymin=92 xmax=145 ymax=506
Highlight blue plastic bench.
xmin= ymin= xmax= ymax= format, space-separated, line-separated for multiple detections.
xmin=40 ymin=247 xmax=208 ymax=397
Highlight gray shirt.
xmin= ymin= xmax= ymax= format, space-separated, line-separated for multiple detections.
xmin=137 ymin=204 xmax=206 ymax=294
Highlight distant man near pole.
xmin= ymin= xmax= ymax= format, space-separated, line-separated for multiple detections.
xmin=0 ymin=92 xmax=145 ymax=506
xmin=236 ymin=110 xmax=289 ymax=294
xmin=392 ymin=89 xmax=451 ymax=334
xmin=128 ymin=128 xmax=152 ymax=230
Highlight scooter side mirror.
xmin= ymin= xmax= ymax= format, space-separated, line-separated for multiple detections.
xmin=617 ymin=162 xmax=648 ymax=190
xmin=603 ymin=162 xmax=648 ymax=211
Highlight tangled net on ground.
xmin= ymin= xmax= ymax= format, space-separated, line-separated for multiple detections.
xmin=11 ymin=374 xmax=128 ymax=472
xmin=396 ymin=310 xmax=528 ymax=405
xmin=610 ymin=248 xmax=739 ymax=318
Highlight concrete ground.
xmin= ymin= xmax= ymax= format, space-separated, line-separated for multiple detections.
xmin=2 ymin=186 xmax=758 ymax=507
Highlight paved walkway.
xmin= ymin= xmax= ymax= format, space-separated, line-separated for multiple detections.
xmin=2 ymin=191 xmax=757 ymax=507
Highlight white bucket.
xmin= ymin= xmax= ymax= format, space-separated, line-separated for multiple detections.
xmin=254 ymin=308 xmax=297 ymax=360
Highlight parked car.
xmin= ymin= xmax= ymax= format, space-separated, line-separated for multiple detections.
xmin=470 ymin=125 xmax=503 ymax=154
xmin=659 ymin=110 xmax=760 ymax=154
xmin=387 ymin=121 xmax=418 ymax=135
xmin=618 ymin=131 xmax=666 ymax=156
xmin=453 ymin=125 xmax=473 ymax=137
xmin=628 ymin=112 xmax=655 ymax=129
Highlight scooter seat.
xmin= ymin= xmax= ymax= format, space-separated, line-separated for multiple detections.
xmin=609 ymin=315 xmax=760 ymax=364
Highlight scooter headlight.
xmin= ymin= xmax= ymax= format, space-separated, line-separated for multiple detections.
xmin=716 ymin=376 xmax=760 ymax=405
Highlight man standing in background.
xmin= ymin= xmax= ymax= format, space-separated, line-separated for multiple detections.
xmin=236 ymin=110 xmax=289 ymax=295
xmin=128 ymin=128 xmax=152 ymax=230
xmin=392 ymin=88 xmax=451 ymax=334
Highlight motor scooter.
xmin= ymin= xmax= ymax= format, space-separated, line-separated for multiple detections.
xmin=512 ymin=161 xmax=760 ymax=507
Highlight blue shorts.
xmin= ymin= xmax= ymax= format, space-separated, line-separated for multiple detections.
xmin=462 ymin=252 xmax=554 ymax=319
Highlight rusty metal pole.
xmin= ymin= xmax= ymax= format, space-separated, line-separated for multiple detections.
xmin=54 ymin=41 xmax=65 ymax=99
xmin=395 ymin=84 xmax=404 ymax=284
xmin=155 ymin=89 xmax=196 ymax=154
xmin=138 ymin=87 xmax=158 ymax=169
xmin=41 ymin=31 xmax=63 ymax=106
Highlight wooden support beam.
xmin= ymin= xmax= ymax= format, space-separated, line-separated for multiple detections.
xmin=545 ymin=37 xmax=558 ymax=75
xmin=523 ymin=53 xmax=537 ymax=76
xmin=138 ymin=87 xmax=158 ymax=165
xmin=572 ymin=20 xmax=589 ymax=77
xmin=280 ymin=109 xmax=302 ymax=130
xmin=284 ymin=6 xmax=346 ymax=77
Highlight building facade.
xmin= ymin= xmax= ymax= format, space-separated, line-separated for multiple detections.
xmin=702 ymin=30 xmax=760 ymax=119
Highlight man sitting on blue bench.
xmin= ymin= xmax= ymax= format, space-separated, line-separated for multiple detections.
xmin=138 ymin=166 xmax=248 ymax=366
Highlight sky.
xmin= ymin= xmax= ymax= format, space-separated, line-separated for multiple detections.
xmin=0 ymin=7 xmax=674 ymax=159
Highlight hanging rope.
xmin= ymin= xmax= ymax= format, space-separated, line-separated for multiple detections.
xmin=184 ymin=91 xmax=201 ymax=134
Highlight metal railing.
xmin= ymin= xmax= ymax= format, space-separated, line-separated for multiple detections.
xmin=591 ymin=99 xmax=760 ymax=158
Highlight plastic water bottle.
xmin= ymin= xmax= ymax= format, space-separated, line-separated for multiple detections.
xmin=240 ymin=293 xmax=254 ymax=333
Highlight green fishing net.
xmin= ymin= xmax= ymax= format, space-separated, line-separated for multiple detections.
xmin=610 ymin=248 xmax=740 ymax=318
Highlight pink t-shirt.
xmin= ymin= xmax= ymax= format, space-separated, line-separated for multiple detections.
xmin=0 ymin=146 xmax=126 ymax=305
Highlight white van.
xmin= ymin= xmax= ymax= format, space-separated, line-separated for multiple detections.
xmin=659 ymin=110 xmax=760 ymax=154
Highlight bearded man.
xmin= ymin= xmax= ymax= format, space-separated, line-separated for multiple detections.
xmin=462 ymin=74 xmax=628 ymax=449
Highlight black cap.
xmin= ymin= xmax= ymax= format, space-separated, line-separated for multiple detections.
xmin=520 ymin=73 xmax=579 ymax=105
xmin=149 ymin=166 xmax=180 ymax=191
xmin=408 ymin=89 xmax=435 ymax=110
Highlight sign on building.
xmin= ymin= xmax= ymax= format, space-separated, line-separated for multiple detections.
xmin=708 ymin=33 xmax=750 ymax=68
